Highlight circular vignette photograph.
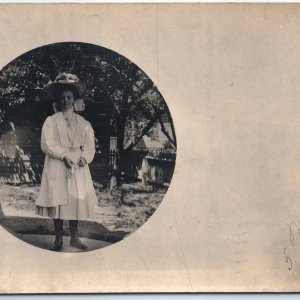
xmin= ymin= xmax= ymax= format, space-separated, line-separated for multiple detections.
xmin=0 ymin=42 xmax=177 ymax=253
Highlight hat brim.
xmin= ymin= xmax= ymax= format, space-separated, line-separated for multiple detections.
xmin=47 ymin=82 xmax=87 ymax=99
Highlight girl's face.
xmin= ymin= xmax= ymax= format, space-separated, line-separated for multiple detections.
xmin=59 ymin=90 xmax=75 ymax=111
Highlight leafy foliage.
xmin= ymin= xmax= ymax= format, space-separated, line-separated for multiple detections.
xmin=0 ymin=42 xmax=176 ymax=163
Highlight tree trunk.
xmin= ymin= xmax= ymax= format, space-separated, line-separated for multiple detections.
xmin=110 ymin=117 xmax=126 ymax=187
xmin=166 ymin=109 xmax=177 ymax=148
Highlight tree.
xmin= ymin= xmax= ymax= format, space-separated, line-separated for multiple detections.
xmin=0 ymin=42 xmax=177 ymax=180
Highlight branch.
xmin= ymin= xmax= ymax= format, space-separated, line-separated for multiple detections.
xmin=150 ymin=102 xmax=176 ymax=147
xmin=165 ymin=108 xmax=177 ymax=147
xmin=96 ymin=79 xmax=121 ymax=118
xmin=70 ymin=45 xmax=81 ymax=73
xmin=157 ymin=113 xmax=176 ymax=147
xmin=111 ymin=66 xmax=140 ymax=91
xmin=103 ymin=59 xmax=151 ymax=96
xmin=124 ymin=111 xmax=163 ymax=153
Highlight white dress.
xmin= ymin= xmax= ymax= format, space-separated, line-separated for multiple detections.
xmin=35 ymin=111 xmax=97 ymax=220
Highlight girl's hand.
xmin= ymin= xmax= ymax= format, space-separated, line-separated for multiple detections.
xmin=63 ymin=156 xmax=73 ymax=169
xmin=78 ymin=157 xmax=87 ymax=167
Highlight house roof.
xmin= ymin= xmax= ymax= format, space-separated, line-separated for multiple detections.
xmin=124 ymin=122 xmax=175 ymax=150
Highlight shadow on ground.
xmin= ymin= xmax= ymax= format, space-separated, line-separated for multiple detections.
xmin=0 ymin=203 xmax=128 ymax=252
xmin=20 ymin=234 xmax=112 ymax=253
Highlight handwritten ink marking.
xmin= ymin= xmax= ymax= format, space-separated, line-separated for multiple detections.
xmin=287 ymin=220 xmax=300 ymax=247
xmin=284 ymin=247 xmax=293 ymax=270
xmin=287 ymin=222 xmax=296 ymax=247
xmin=284 ymin=220 xmax=300 ymax=271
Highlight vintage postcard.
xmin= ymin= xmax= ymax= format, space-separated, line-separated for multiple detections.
xmin=0 ymin=3 xmax=299 ymax=293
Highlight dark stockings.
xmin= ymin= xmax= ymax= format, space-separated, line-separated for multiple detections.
xmin=69 ymin=220 xmax=87 ymax=250
xmin=50 ymin=218 xmax=64 ymax=251
xmin=51 ymin=219 xmax=87 ymax=251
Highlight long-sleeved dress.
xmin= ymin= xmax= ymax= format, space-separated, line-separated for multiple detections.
xmin=35 ymin=111 xmax=97 ymax=220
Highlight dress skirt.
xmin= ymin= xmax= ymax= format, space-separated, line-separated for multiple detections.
xmin=35 ymin=165 xmax=96 ymax=220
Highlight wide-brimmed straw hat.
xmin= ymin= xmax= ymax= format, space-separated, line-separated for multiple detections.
xmin=47 ymin=73 xmax=87 ymax=100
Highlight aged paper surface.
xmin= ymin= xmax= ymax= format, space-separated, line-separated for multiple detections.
xmin=1 ymin=3 xmax=300 ymax=293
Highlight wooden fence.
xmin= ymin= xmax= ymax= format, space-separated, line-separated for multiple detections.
xmin=109 ymin=149 xmax=176 ymax=186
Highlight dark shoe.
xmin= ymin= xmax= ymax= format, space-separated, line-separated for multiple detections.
xmin=50 ymin=219 xmax=64 ymax=252
xmin=70 ymin=237 xmax=87 ymax=250
xmin=69 ymin=220 xmax=87 ymax=250
xmin=50 ymin=237 xmax=63 ymax=251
